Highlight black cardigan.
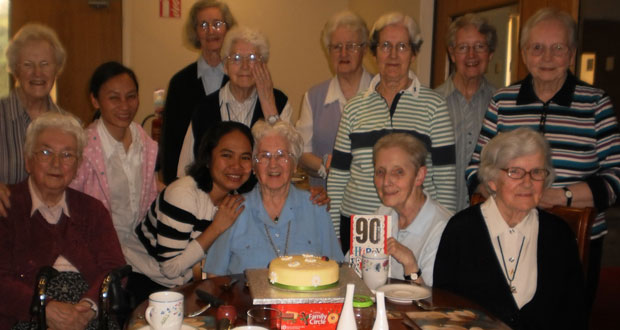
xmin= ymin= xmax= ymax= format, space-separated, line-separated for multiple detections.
xmin=190 ymin=87 xmax=288 ymax=193
xmin=433 ymin=205 xmax=586 ymax=329
xmin=159 ymin=61 xmax=229 ymax=184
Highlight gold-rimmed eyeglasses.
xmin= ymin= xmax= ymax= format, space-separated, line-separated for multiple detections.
xmin=254 ymin=149 xmax=293 ymax=165
xmin=453 ymin=42 xmax=489 ymax=54
xmin=501 ymin=167 xmax=549 ymax=181
xmin=328 ymin=42 xmax=365 ymax=53
xmin=199 ymin=20 xmax=226 ymax=31
xmin=526 ymin=43 xmax=570 ymax=57
xmin=378 ymin=41 xmax=413 ymax=53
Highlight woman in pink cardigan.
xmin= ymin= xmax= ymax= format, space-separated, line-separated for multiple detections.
xmin=69 ymin=62 xmax=160 ymax=301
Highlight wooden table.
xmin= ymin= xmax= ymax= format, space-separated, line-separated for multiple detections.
xmin=128 ymin=274 xmax=509 ymax=330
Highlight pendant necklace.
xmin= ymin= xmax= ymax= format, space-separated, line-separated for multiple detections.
xmin=497 ymin=235 xmax=525 ymax=294
xmin=264 ymin=221 xmax=291 ymax=257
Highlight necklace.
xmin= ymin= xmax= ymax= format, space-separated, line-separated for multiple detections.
xmin=264 ymin=221 xmax=291 ymax=257
xmin=497 ymin=235 xmax=525 ymax=294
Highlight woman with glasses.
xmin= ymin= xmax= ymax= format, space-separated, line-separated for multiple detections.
xmin=435 ymin=127 xmax=586 ymax=329
xmin=0 ymin=112 xmax=125 ymax=329
xmin=204 ymin=120 xmax=343 ymax=276
xmin=435 ymin=14 xmax=497 ymax=211
xmin=327 ymin=12 xmax=456 ymax=252
xmin=465 ymin=8 xmax=620 ymax=309
xmin=295 ymin=11 xmax=372 ymax=188
xmin=176 ymin=26 xmax=292 ymax=189
xmin=160 ymin=0 xmax=237 ymax=185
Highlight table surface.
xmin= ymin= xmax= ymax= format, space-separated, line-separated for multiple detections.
xmin=128 ymin=273 xmax=510 ymax=330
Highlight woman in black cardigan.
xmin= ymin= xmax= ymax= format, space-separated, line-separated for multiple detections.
xmin=434 ymin=127 xmax=586 ymax=329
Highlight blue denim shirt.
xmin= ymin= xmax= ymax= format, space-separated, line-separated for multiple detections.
xmin=204 ymin=184 xmax=344 ymax=275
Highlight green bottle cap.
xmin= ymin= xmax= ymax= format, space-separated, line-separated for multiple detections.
xmin=352 ymin=295 xmax=373 ymax=308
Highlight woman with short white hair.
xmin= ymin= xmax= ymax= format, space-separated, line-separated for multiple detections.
xmin=177 ymin=26 xmax=292 ymax=182
xmin=436 ymin=127 xmax=585 ymax=329
xmin=204 ymin=120 xmax=343 ymax=275
xmin=295 ymin=11 xmax=372 ymax=187
xmin=328 ymin=12 xmax=456 ymax=252
xmin=0 ymin=23 xmax=66 ymax=187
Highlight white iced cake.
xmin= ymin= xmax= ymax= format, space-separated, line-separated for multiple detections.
xmin=268 ymin=254 xmax=339 ymax=290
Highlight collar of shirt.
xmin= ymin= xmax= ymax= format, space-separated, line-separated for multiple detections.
xmin=325 ymin=69 xmax=373 ymax=107
xmin=219 ymin=82 xmax=258 ymax=125
xmin=364 ymin=70 xmax=420 ymax=99
xmin=247 ymin=184 xmax=302 ymax=228
xmin=388 ymin=191 xmax=434 ymax=237
xmin=441 ymin=73 xmax=494 ymax=101
xmin=29 ymin=177 xmax=69 ymax=224
xmin=481 ymin=195 xmax=538 ymax=238
xmin=516 ymin=71 xmax=576 ymax=107
xmin=96 ymin=119 xmax=143 ymax=160
xmin=196 ymin=55 xmax=225 ymax=79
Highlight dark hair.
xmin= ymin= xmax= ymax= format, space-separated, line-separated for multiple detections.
xmin=187 ymin=121 xmax=253 ymax=192
xmin=89 ymin=61 xmax=139 ymax=99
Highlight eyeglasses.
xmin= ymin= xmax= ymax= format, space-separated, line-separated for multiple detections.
xmin=526 ymin=43 xmax=570 ymax=57
xmin=453 ymin=42 xmax=489 ymax=54
xmin=254 ymin=149 xmax=293 ymax=165
xmin=20 ymin=60 xmax=54 ymax=73
xmin=34 ymin=149 xmax=77 ymax=166
xmin=227 ymin=53 xmax=262 ymax=65
xmin=378 ymin=41 xmax=413 ymax=53
xmin=501 ymin=167 xmax=549 ymax=181
xmin=328 ymin=42 xmax=365 ymax=53
xmin=199 ymin=20 xmax=226 ymax=31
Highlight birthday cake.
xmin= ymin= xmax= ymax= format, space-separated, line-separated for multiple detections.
xmin=268 ymin=254 xmax=339 ymax=290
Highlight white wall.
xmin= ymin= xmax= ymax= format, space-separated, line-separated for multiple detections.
xmin=123 ymin=0 xmax=434 ymax=127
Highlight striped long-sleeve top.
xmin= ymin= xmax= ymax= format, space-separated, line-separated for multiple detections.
xmin=466 ymin=73 xmax=620 ymax=239
xmin=327 ymin=72 xmax=457 ymax=236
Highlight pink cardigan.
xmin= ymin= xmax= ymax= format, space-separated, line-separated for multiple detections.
xmin=70 ymin=121 xmax=159 ymax=223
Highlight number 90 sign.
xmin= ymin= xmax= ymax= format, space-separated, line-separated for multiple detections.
xmin=354 ymin=217 xmax=382 ymax=244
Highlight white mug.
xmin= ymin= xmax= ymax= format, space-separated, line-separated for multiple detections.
xmin=145 ymin=291 xmax=184 ymax=330
xmin=362 ymin=252 xmax=389 ymax=291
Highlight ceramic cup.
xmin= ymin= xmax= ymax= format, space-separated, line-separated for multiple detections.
xmin=362 ymin=252 xmax=389 ymax=291
xmin=145 ymin=291 xmax=184 ymax=330
xmin=247 ymin=306 xmax=282 ymax=330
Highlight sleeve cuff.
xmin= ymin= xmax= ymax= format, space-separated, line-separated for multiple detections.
xmin=80 ymin=298 xmax=98 ymax=318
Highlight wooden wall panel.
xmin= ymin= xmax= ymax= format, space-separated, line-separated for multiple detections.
xmin=10 ymin=0 xmax=122 ymax=124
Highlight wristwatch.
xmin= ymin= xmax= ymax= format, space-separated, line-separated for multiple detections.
xmin=267 ymin=114 xmax=279 ymax=124
xmin=404 ymin=268 xmax=422 ymax=281
xmin=563 ymin=187 xmax=573 ymax=207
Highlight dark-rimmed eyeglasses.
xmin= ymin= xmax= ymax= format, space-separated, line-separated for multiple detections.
xmin=226 ymin=53 xmax=262 ymax=65
xmin=199 ymin=20 xmax=226 ymax=31
xmin=34 ymin=149 xmax=77 ymax=166
xmin=254 ymin=149 xmax=293 ymax=165
xmin=378 ymin=41 xmax=413 ymax=53
xmin=453 ymin=42 xmax=489 ymax=54
xmin=526 ymin=43 xmax=570 ymax=57
xmin=501 ymin=167 xmax=549 ymax=181
xmin=328 ymin=42 xmax=365 ymax=53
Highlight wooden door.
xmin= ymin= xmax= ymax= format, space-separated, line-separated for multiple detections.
xmin=10 ymin=0 xmax=122 ymax=124
xmin=432 ymin=0 xmax=579 ymax=88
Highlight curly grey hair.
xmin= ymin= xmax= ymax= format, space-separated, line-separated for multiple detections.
xmin=478 ymin=127 xmax=555 ymax=192
xmin=446 ymin=13 xmax=498 ymax=53
xmin=220 ymin=26 xmax=270 ymax=63
xmin=185 ymin=0 xmax=237 ymax=49
xmin=251 ymin=119 xmax=303 ymax=166
xmin=369 ymin=12 xmax=423 ymax=56
xmin=7 ymin=23 xmax=66 ymax=75
xmin=24 ymin=112 xmax=86 ymax=160
xmin=321 ymin=11 xmax=369 ymax=50
xmin=520 ymin=7 xmax=577 ymax=50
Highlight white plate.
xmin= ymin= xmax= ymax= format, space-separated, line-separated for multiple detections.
xmin=376 ymin=283 xmax=431 ymax=303
xmin=135 ymin=324 xmax=198 ymax=330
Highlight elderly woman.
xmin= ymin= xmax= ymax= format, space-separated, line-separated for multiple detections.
xmin=373 ymin=133 xmax=452 ymax=286
xmin=435 ymin=14 xmax=497 ymax=211
xmin=0 ymin=112 xmax=125 ymax=329
xmin=160 ymin=0 xmax=237 ymax=184
xmin=436 ymin=127 xmax=585 ymax=329
xmin=177 ymin=26 xmax=292 ymax=181
xmin=68 ymin=62 xmax=159 ymax=302
xmin=465 ymin=8 xmax=620 ymax=306
xmin=327 ymin=12 xmax=456 ymax=252
xmin=0 ymin=24 xmax=66 ymax=215
xmin=133 ymin=122 xmax=252 ymax=304
xmin=204 ymin=120 xmax=343 ymax=275
xmin=295 ymin=11 xmax=372 ymax=187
